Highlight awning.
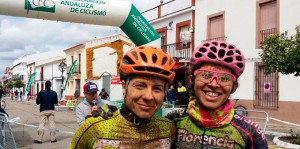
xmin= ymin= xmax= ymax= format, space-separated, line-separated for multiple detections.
xmin=173 ymin=62 xmax=185 ymax=70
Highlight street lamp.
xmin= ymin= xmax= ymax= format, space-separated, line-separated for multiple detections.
xmin=58 ymin=61 xmax=67 ymax=99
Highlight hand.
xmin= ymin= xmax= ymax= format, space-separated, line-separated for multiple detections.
xmin=91 ymin=104 xmax=118 ymax=119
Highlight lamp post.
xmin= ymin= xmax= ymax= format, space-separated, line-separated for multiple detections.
xmin=58 ymin=61 xmax=67 ymax=99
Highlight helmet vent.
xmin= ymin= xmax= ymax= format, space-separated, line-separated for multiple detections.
xmin=218 ymin=49 xmax=225 ymax=58
xmin=226 ymin=51 xmax=234 ymax=56
xmin=203 ymin=43 xmax=210 ymax=47
xmin=169 ymin=58 xmax=174 ymax=65
xmin=162 ymin=57 xmax=167 ymax=65
xmin=133 ymin=66 xmax=172 ymax=76
xmin=220 ymin=43 xmax=227 ymax=48
xmin=195 ymin=53 xmax=202 ymax=58
xmin=212 ymin=42 xmax=218 ymax=46
xmin=236 ymin=56 xmax=243 ymax=61
xmin=140 ymin=52 xmax=147 ymax=62
xmin=236 ymin=50 xmax=241 ymax=55
xmin=122 ymin=55 xmax=135 ymax=64
xmin=152 ymin=54 xmax=158 ymax=63
xmin=199 ymin=47 xmax=207 ymax=53
xmin=237 ymin=63 xmax=244 ymax=68
xmin=229 ymin=45 xmax=235 ymax=49
xmin=210 ymin=47 xmax=217 ymax=53
xmin=131 ymin=51 xmax=138 ymax=60
xmin=208 ymin=52 xmax=216 ymax=59
xmin=224 ymin=57 xmax=233 ymax=63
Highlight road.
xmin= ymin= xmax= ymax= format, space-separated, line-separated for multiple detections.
xmin=3 ymin=97 xmax=79 ymax=149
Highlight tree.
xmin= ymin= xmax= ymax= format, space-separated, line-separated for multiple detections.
xmin=14 ymin=80 xmax=25 ymax=89
xmin=7 ymin=82 xmax=14 ymax=89
xmin=259 ymin=25 xmax=300 ymax=76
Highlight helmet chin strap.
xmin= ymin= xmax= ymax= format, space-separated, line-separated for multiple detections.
xmin=123 ymin=77 xmax=131 ymax=103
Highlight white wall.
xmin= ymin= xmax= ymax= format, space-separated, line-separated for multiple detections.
xmin=152 ymin=12 xmax=193 ymax=44
xmin=195 ymin=0 xmax=300 ymax=101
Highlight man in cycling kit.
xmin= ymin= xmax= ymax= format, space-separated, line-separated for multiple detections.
xmin=68 ymin=46 xmax=176 ymax=148
xmin=174 ymin=41 xmax=268 ymax=148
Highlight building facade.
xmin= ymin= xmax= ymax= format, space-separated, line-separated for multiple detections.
xmin=194 ymin=0 xmax=300 ymax=124
xmin=143 ymin=0 xmax=196 ymax=89
xmin=64 ymin=34 xmax=133 ymax=101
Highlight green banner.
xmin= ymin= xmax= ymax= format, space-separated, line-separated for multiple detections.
xmin=25 ymin=72 xmax=36 ymax=92
xmin=63 ymin=60 xmax=77 ymax=90
xmin=120 ymin=4 xmax=160 ymax=46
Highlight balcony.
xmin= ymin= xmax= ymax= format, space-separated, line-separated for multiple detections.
xmin=161 ymin=42 xmax=192 ymax=60
xmin=259 ymin=28 xmax=278 ymax=43
xmin=67 ymin=64 xmax=81 ymax=74
xmin=12 ymin=74 xmax=20 ymax=81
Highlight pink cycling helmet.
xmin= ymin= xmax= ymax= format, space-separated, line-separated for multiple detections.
xmin=191 ymin=41 xmax=245 ymax=78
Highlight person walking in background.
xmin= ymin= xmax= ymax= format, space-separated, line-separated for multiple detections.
xmin=20 ymin=91 xmax=23 ymax=101
xmin=10 ymin=90 xmax=14 ymax=100
xmin=14 ymin=89 xmax=19 ymax=101
xmin=0 ymin=86 xmax=5 ymax=103
xmin=177 ymin=81 xmax=187 ymax=106
xmin=34 ymin=81 xmax=58 ymax=144
xmin=167 ymin=84 xmax=177 ymax=105
xmin=99 ymin=88 xmax=109 ymax=100
xmin=76 ymin=82 xmax=101 ymax=126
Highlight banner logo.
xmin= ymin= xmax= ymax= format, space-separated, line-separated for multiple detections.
xmin=25 ymin=0 xmax=56 ymax=13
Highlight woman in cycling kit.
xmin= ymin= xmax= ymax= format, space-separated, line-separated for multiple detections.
xmin=174 ymin=41 xmax=268 ymax=148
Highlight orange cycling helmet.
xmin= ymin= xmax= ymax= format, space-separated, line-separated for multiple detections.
xmin=120 ymin=46 xmax=175 ymax=82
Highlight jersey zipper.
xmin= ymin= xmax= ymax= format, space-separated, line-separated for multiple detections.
xmin=138 ymin=125 xmax=141 ymax=149
xmin=201 ymin=128 xmax=207 ymax=149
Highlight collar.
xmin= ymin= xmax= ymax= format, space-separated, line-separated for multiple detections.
xmin=120 ymin=104 xmax=151 ymax=125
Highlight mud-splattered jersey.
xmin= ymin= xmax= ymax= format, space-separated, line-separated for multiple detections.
xmin=175 ymin=113 xmax=268 ymax=149
xmin=68 ymin=109 xmax=176 ymax=149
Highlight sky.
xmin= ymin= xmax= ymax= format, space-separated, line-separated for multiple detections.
xmin=0 ymin=0 xmax=162 ymax=78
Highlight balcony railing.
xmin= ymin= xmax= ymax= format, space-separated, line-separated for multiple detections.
xmin=12 ymin=74 xmax=20 ymax=81
xmin=67 ymin=64 xmax=81 ymax=74
xmin=202 ymin=36 xmax=227 ymax=42
xmin=161 ymin=42 xmax=192 ymax=60
xmin=260 ymin=28 xmax=278 ymax=43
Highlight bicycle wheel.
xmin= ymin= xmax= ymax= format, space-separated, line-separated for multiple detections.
xmin=234 ymin=105 xmax=248 ymax=116
xmin=0 ymin=101 xmax=5 ymax=110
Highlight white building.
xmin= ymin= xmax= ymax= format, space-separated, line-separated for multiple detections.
xmin=143 ymin=0 xmax=195 ymax=88
xmin=11 ymin=55 xmax=28 ymax=95
xmin=26 ymin=51 xmax=66 ymax=99
xmin=194 ymin=0 xmax=300 ymax=124
xmin=64 ymin=34 xmax=133 ymax=101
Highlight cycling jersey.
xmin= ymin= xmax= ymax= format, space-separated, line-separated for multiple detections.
xmin=68 ymin=108 xmax=176 ymax=149
xmin=175 ymin=113 xmax=268 ymax=149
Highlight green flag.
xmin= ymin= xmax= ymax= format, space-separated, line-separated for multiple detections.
xmin=25 ymin=72 xmax=36 ymax=93
xmin=63 ymin=60 xmax=77 ymax=90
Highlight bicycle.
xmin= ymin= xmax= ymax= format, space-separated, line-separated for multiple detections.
xmin=0 ymin=98 xmax=5 ymax=110
xmin=232 ymin=99 xmax=248 ymax=116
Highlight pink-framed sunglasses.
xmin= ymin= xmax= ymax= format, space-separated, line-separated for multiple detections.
xmin=194 ymin=69 xmax=236 ymax=86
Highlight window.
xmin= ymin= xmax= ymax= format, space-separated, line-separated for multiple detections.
xmin=257 ymin=0 xmax=278 ymax=46
xmin=207 ymin=11 xmax=225 ymax=41
xmin=254 ymin=62 xmax=278 ymax=109
xmin=71 ymin=56 xmax=74 ymax=63
xmin=78 ymin=54 xmax=81 ymax=72
xmin=176 ymin=20 xmax=191 ymax=50
xmin=156 ymin=27 xmax=168 ymax=50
